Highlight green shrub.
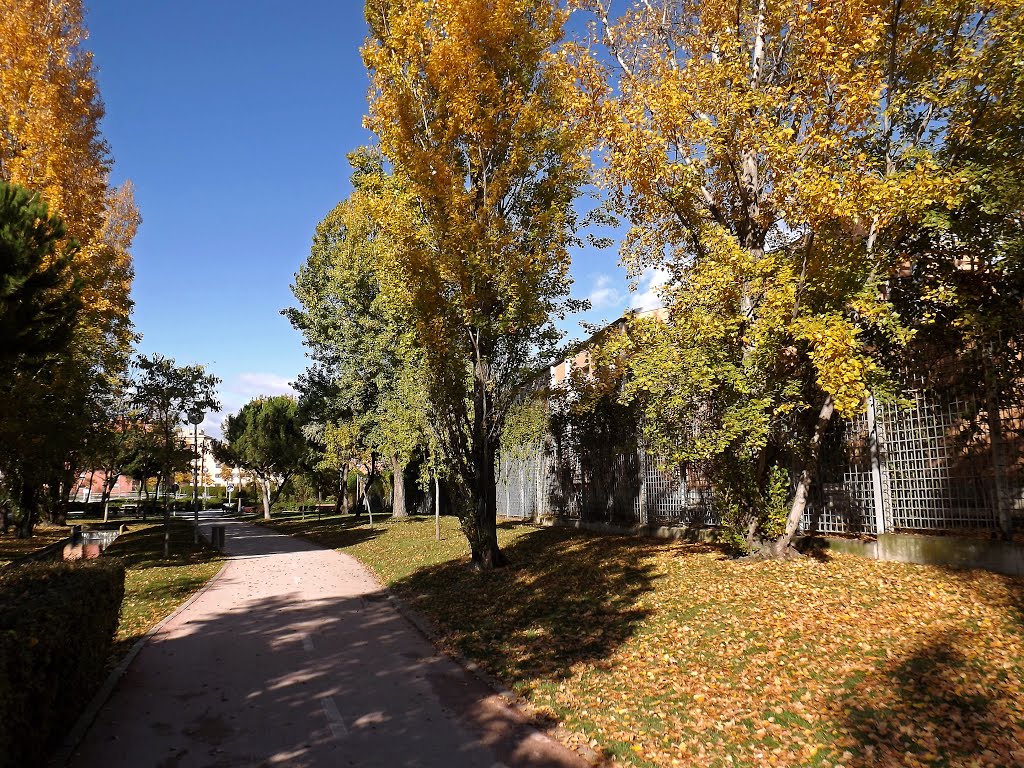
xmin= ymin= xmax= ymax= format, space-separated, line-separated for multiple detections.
xmin=0 ymin=559 xmax=125 ymax=767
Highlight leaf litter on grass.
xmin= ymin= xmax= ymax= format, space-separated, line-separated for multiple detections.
xmin=261 ymin=513 xmax=1024 ymax=768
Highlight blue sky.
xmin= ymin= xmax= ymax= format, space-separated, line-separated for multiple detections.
xmin=85 ymin=1 xmax=655 ymax=432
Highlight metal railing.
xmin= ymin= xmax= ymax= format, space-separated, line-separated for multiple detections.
xmin=498 ymin=376 xmax=1024 ymax=537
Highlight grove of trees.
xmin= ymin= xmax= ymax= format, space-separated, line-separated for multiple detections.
xmin=214 ymin=396 xmax=304 ymax=520
xmin=288 ymin=0 xmax=1022 ymax=565
xmin=576 ymin=0 xmax=1023 ymax=555
xmin=0 ymin=0 xmax=141 ymax=536
xmin=7 ymin=0 xmax=1017 ymax=568
xmin=0 ymin=0 xmax=223 ymax=544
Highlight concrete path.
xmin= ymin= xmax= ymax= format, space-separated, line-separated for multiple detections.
xmin=69 ymin=515 xmax=588 ymax=768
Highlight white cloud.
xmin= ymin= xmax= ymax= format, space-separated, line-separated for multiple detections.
xmin=235 ymin=372 xmax=296 ymax=398
xmin=587 ymin=274 xmax=625 ymax=311
xmin=631 ymin=267 xmax=671 ymax=312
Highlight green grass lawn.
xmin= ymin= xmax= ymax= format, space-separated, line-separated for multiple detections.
xmin=260 ymin=512 xmax=1024 ymax=768
xmin=103 ymin=520 xmax=224 ymax=662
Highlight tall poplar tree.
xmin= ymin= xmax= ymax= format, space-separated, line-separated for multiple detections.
xmin=363 ymin=0 xmax=588 ymax=568
xmin=0 ymin=0 xmax=137 ymax=353
xmin=287 ymin=152 xmax=429 ymax=519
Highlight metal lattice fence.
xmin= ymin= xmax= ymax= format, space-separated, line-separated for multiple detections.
xmin=497 ymin=374 xmax=1024 ymax=537
xmin=807 ymin=406 xmax=879 ymax=535
xmin=495 ymin=452 xmax=547 ymax=520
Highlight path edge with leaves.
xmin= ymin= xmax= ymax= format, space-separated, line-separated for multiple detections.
xmin=48 ymin=557 xmax=229 ymax=768
xmin=252 ymin=516 xmax=615 ymax=767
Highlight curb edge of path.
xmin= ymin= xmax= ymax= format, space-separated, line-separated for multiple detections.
xmin=48 ymin=550 xmax=231 ymax=768
xmin=255 ymin=520 xmax=610 ymax=767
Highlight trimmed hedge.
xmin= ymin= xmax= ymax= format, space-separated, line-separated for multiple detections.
xmin=0 ymin=559 xmax=125 ymax=767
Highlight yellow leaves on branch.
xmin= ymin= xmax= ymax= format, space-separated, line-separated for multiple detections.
xmin=0 ymin=0 xmax=106 ymax=230
xmin=574 ymin=0 xmax=959 ymax=248
xmin=0 ymin=0 xmax=137 ymax=355
xmin=362 ymin=0 xmax=586 ymax=346
xmin=793 ymin=315 xmax=874 ymax=417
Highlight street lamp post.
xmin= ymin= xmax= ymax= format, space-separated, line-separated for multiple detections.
xmin=187 ymin=410 xmax=204 ymax=544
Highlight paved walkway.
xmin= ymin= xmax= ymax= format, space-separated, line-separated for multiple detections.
xmin=70 ymin=516 xmax=588 ymax=768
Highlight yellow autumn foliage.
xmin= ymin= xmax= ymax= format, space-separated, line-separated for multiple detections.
xmin=0 ymin=0 xmax=136 ymax=359
xmin=567 ymin=0 xmax=1003 ymax=552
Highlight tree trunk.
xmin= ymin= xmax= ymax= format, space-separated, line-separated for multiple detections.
xmin=102 ymin=473 xmax=118 ymax=523
xmin=470 ymin=482 xmax=503 ymax=569
xmin=435 ymin=475 xmax=441 ymax=541
xmin=341 ymin=468 xmax=350 ymax=514
xmin=391 ymin=456 xmax=407 ymax=518
xmin=153 ymin=473 xmax=163 ymax=518
xmin=463 ymin=340 xmax=506 ymax=570
xmin=261 ymin=478 xmax=272 ymax=520
xmin=367 ymin=454 xmax=377 ymax=511
xmin=16 ymin=482 xmax=36 ymax=539
xmin=358 ymin=455 xmax=378 ymax=519
xmin=140 ymin=478 xmax=148 ymax=521
xmin=469 ymin=363 xmax=505 ymax=569
xmin=769 ymin=395 xmax=835 ymax=558
xmin=364 ymin=478 xmax=374 ymax=529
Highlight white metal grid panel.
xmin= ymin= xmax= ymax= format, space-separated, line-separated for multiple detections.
xmin=497 ymin=370 xmax=1024 ymax=536
xmin=804 ymin=412 xmax=879 ymax=535
xmin=876 ymin=388 xmax=1000 ymax=531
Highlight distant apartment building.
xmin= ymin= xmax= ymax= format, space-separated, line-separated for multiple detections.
xmin=549 ymin=306 xmax=668 ymax=388
xmin=177 ymin=427 xmax=226 ymax=486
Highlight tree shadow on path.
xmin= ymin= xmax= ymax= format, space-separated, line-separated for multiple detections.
xmin=73 ymin=583 xmax=586 ymax=768
xmin=256 ymin=513 xmax=385 ymax=553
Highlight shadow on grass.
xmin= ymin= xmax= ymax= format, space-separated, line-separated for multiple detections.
xmin=832 ymin=566 xmax=1024 ymax=766
xmin=390 ymin=525 xmax=696 ymax=687
xmin=107 ymin=572 xmax=216 ymax=662
xmin=0 ymin=526 xmax=71 ymax=565
xmin=258 ymin=512 xmax=385 ymax=551
xmin=103 ymin=520 xmax=218 ymax=570
xmin=833 ymin=629 xmax=1023 ymax=766
xmin=794 ymin=536 xmax=835 ymax=563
